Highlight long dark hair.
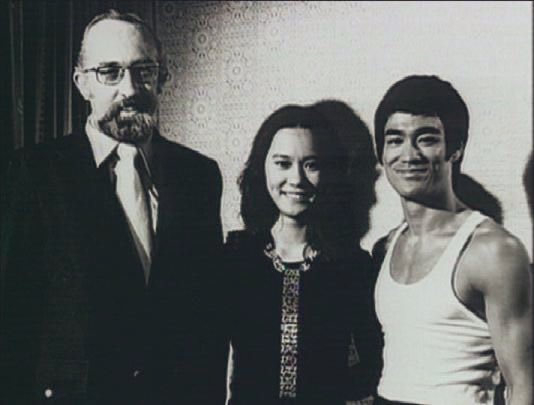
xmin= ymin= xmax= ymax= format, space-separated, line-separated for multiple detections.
xmin=239 ymin=103 xmax=376 ymax=258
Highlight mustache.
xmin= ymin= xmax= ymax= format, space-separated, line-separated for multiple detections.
xmin=100 ymin=93 xmax=157 ymax=124
xmin=96 ymin=93 xmax=158 ymax=143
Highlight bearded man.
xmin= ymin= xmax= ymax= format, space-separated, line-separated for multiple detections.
xmin=1 ymin=10 xmax=227 ymax=405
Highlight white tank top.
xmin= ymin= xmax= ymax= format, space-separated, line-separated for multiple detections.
xmin=375 ymin=211 xmax=501 ymax=405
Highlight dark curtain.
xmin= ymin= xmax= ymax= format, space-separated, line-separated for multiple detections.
xmin=1 ymin=0 xmax=158 ymax=290
xmin=4 ymin=0 xmax=156 ymax=163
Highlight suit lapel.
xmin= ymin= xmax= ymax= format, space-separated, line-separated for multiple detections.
xmin=66 ymin=132 xmax=147 ymax=287
xmin=150 ymin=134 xmax=188 ymax=250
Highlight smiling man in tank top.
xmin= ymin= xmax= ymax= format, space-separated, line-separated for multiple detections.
xmin=371 ymin=75 xmax=533 ymax=405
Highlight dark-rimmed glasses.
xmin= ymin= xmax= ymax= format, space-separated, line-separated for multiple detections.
xmin=82 ymin=64 xmax=160 ymax=86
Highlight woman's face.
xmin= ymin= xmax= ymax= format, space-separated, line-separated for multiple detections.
xmin=264 ymin=127 xmax=323 ymax=221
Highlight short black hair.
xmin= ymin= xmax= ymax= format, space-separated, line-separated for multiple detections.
xmin=374 ymin=75 xmax=469 ymax=169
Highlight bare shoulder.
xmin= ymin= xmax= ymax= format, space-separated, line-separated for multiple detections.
xmin=462 ymin=219 xmax=531 ymax=292
xmin=470 ymin=220 xmax=530 ymax=267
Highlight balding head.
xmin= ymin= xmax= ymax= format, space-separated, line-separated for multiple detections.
xmin=76 ymin=10 xmax=167 ymax=91
xmin=73 ymin=10 xmax=167 ymax=143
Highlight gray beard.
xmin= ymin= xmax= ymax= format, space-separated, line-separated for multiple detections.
xmin=99 ymin=112 xmax=156 ymax=144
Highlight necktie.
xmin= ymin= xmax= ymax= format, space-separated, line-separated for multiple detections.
xmin=114 ymin=143 xmax=153 ymax=284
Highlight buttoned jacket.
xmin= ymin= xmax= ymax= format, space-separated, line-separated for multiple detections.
xmin=1 ymin=131 xmax=227 ymax=404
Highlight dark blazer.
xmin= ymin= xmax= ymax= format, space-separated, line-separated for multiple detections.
xmin=0 ymin=132 xmax=228 ymax=405
xmin=224 ymin=230 xmax=382 ymax=405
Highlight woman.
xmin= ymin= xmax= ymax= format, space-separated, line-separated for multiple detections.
xmin=225 ymin=104 xmax=381 ymax=404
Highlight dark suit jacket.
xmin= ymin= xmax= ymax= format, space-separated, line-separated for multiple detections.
xmin=0 ymin=132 xmax=228 ymax=404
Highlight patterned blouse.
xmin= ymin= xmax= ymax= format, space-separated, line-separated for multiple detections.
xmin=224 ymin=231 xmax=382 ymax=405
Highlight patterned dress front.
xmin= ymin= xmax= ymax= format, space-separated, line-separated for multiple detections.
xmin=224 ymin=231 xmax=382 ymax=405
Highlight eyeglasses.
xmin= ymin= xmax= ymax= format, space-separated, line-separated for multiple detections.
xmin=82 ymin=64 xmax=160 ymax=86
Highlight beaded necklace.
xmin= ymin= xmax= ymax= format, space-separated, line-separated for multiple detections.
xmin=263 ymin=242 xmax=319 ymax=273
xmin=263 ymin=242 xmax=320 ymax=399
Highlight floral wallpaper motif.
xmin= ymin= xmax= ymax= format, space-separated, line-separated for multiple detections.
xmin=155 ymin=1 xmax=532 ymax=255
xmin=157 ymin=1 xmax=363 ymax=236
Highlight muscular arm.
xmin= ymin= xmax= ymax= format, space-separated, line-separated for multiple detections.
xmin=466 ymin=226 xmax=533 ymax=405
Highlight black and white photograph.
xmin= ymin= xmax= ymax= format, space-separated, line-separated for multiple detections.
xmin=2 ymin=1 xmax=532 ymax=404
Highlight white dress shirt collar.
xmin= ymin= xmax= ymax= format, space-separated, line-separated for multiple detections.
xmin=85 ymin=119 xmax=153 ymax=175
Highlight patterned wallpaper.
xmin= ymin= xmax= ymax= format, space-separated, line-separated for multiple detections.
xmin=155 ymin=1 xmax=532 ymax=256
